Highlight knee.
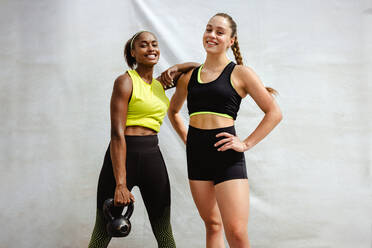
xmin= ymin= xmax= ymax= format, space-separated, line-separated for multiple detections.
xmin=225 ymin=224 xmax=248 ymax=242
xmin=203 ymin=219 xmax=223 ymax=234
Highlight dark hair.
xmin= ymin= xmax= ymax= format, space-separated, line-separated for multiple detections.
xmin=124 ymin=31 xmax=155 ymax=69
xmin=213 ymin=13 xmax=278 ymax=95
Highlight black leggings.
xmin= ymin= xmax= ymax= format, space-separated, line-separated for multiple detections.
xmin=88 ymin=135 xmax=176 ymax=248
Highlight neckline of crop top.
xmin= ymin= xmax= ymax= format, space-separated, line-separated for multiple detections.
xmin=197 ymin=61 xmax=233 ymax=84
xmin=132 ymin=69 xmax=154 ymax=85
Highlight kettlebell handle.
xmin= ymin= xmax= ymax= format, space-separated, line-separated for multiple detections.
xmin=124 ymin=201 xmax=134 ymax=219
xmin=103 ymin=198 xmax=134 ymax=221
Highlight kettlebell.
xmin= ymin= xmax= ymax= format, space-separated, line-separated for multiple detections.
xmin=103 ymin=198 xmax=134 ymax=237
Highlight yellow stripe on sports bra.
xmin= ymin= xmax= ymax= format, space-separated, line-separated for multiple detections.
xmin=197 ymin=61 xmax=235 ymax=86
xmin=189 ymin=111 xmax=233 ymax=119
xmin=197 ymin=64 xmax=204 ymax=83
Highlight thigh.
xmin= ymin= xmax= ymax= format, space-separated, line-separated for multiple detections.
xmin=215 ymin=179 xmax=250 ymax=228
xmin=96 ymin=144 xmax=137 ymax=212
xmin=186 ymin=127 xmax=215 ymax=181
xmin=139 ymin=148 xmax=171 ymax=218
xmin=214 ymin=159 xmax=247 ymax=185
xmin=189 ymin=180 xmax=222 ymax=223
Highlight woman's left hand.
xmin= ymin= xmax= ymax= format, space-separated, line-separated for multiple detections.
xmin=214 ymin=132 xmax=249 ymax=152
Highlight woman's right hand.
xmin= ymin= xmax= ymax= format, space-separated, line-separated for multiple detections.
xmin=114 ymin=184 xmax=135 ymax=206
xmin=161 ymin=65 xmax=178 ymax=85
xmin=157 ymin=65 xmax=179 ymax=89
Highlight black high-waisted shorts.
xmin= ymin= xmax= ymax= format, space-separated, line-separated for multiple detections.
xmin=186 ymin=125 xmax=248 ymax=185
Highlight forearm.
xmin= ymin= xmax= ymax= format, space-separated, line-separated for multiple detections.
xmin=110 ymin=136 xmax=127 ymax=187
xmin=243 ymin=110 xmax=282 ymax=150
xmin=168 ymin=111 xmax=188 ymax=144
xmin=176 ymin=62 xmax=200 ymax=73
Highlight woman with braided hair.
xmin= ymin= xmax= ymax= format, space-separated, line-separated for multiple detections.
xmin=168 ymin=13 xmax=282 ymax=248
xmin=88 ymin=30 xmax=198 ymax=248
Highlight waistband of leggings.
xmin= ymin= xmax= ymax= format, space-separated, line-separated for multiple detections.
xmin=124 ymin=135 xmax=158 ymax=151
xmin=188 ymin=125 xmax=236 ymax=135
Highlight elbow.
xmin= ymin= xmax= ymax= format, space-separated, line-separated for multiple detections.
xmin=274 ymin=108 xmax=283 ymax=124
xmin=110 ymin=128 xmax=125 ymax=141
xmin=266 ymin=107 xmax=282 ymax=124
xmin=167 ymin=108 xmax=178 ymax=119
xmin=276 ymin=108 xmax=283 ymax=122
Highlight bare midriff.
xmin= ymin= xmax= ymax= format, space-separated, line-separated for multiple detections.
xmin=125 ymin=126 xmax=157 ymax=136
xmin=189 ymin=113 xmax=234 ymax=129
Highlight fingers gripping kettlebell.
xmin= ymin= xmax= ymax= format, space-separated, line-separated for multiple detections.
xmin=103 ymin=198 xmax=134 ymax=237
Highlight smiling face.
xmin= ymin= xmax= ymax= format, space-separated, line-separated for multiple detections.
xmin=203 ymin=16 xmax=235 ymax=54
xmin=131 ymin=32 xmax=160 ymax=66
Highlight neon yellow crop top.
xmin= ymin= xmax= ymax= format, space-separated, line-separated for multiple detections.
xmin=126 ymin=70 xmax=169 ymax=132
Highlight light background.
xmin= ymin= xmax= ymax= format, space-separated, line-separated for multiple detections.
xmin=0 ymin=0 xmax=371 ymax=247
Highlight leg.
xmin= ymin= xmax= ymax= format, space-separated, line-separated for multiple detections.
xmin=215 ymin=179 xmax=250 ymax=248
xmin=88 ymin=209 xmax=111 ymax=248
xmin=88 ymin=144 xmax=137 ymax=248
xmin=139 ymin=147 xmax=176 ymax=248
xmin=189 ymin=180 xmax=225 ymax=248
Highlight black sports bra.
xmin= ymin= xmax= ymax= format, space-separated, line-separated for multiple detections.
xmin=187 ymin=61 xmax=242 ymax=120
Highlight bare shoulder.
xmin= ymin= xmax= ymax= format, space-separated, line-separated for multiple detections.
xmin=180 ymin=68 xmax=194 ymax=82
xmin=110 ymin=72 xmax=133 ymax=100
xmin=231 ymin=65 xmax=264 ymax=97
xmin=115 ymin=72 xmax=132 ymax=85
xmin=233 ymin=65 xmax=260 ymax=81
xmin=113 ymin=72 xmax=132 ymax=91
xmin=177 ymin=68 xmax=194 ymax=89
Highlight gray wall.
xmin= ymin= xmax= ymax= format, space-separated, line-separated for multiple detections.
xmin=0 ymin=0 xmax=371 ymax=247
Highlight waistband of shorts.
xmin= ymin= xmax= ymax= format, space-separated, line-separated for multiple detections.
xmin=188 ymin=125 xmax=236 ymax=135
xmin=124 ymin=135 xmax=158 ymax=151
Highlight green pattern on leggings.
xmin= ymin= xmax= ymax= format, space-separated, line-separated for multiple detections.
xmin=88 ymin=209 xmax=111 ymax=248
xmin=88 ymin=207 xmax=176 ymax=248
xmin=150 ymin=206 xmax=176 ymax=248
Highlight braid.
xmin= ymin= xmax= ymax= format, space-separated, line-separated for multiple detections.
xmin=214 ymin=12 xmax=278 ymax=95
xmin=265 ymin=87 xmax=278 ymax=95
xmin=231 ymin=37 xmax=243 ymax=65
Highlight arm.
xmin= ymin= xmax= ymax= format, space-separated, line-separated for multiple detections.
xmin=167 ymin=70 xmax=193 ymax=144
xmin=110 ymin=73 xmax=135 ymax=205
xmin=216 ymin=66 xmax=282 ymax=152
xmin=175 ymin=62 xmax=201 ymax=72
xmin=158 ymin=62 xmax=200 ymax=89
